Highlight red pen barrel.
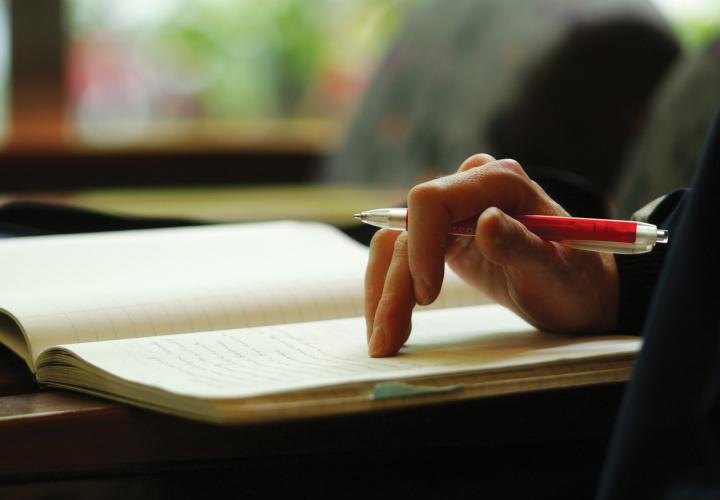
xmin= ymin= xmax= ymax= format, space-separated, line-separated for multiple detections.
xmin=516 ymin=215 xmax=638 ymax=243
xmin=356 ymin=208 xmax=666 ymax=254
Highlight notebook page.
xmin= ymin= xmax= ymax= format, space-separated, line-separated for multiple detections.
xmin=0 ymin=221 xmax=485 ymax=365
xmin=41 ymin=305 xmax=640 ymax=399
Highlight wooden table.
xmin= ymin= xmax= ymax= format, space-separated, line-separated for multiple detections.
xmin=0 ymin=344 xmax=626 ymax=499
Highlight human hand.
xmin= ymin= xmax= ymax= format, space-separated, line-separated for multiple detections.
xmin=364 ymin=154 xmax=619 ymax=357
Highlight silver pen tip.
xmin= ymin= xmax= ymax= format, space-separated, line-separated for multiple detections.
xmin=353 ymin=213 xmax=366 ymax=221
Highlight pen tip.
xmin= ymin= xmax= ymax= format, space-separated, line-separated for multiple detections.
xmin=353 ymin=213 xmax=365 ymax=221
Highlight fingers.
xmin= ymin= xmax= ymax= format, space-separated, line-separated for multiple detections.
xmin=406 ymin=158 xmax=558 ymax=306
xmin=368 ymin=232 xmax=415 ymax=357
xmin=474 ymin=206 xmax=620 ymax=333
xmin=365 ymin=229 xmax=400 ymax=340
xmin=473 ymin=206 xmax=571 ymax=326
xmin=457 ymin=153 xmax=496 ymax=172
xmin=474 ymin=207 xmax=560 ymax=271
xmin=365 ymin=154 xmax=569 ymax=357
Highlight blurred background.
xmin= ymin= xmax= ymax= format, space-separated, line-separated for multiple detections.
xmin=0 ymin=1 xmax=415 ymax=155
xmin=0 ymin=0 xmax=718 ymax=214
xmin=0 ymin=0 xmax=421 ymax=195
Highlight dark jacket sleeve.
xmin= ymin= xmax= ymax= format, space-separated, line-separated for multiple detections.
xmin=597 ymin=111 xmax=720 ymax=500
xmin=613 ymin=189 xmax=687 ymax=334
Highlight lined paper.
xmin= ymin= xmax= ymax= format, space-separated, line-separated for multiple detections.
xmin=0 ymin=221 xmax=487 ymax=366
xmin=41 ymin=305 xmax=640 ymax=399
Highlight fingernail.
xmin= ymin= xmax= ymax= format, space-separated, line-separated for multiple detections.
xmin=369 ymin=326 xmax=385 ymax=356
xmin=413 ymin=276 xmax=430 ymax=305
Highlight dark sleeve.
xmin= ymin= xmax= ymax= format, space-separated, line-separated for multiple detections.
xmin=614 ymin=189 xmax=687 ymax=334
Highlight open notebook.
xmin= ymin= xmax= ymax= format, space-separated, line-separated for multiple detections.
xmin=0 ymin=222 xmax=640 ymax=424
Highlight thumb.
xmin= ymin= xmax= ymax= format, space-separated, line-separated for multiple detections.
xmin=475 ymin=207 xmax=560 ymax=271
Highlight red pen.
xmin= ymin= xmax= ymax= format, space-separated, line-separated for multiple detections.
xmin=353 ymin=208 xmax=669 ymax=254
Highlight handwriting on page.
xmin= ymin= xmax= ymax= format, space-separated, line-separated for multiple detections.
xmin=58 ymin=306 xmax=639 ymax=399
xmin=72 ymin=319 xmax=424 ymax=397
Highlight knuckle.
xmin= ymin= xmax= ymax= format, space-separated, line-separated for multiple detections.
xmin=369 ymin=228 xmax=397 ymax=251
xmin=407 ymin=181 xmax=443 ymax=207
xmin=376 ymin=294 xmax=397 ymax=311
xmin=392 ymin=231 xmax=409 ymax=255
xmin=379 ymin=284 xmax=414 ymax=311
xmin=368 ymin=231 xmax=383 ymax=250
xmin=472 ymin=159 xmax=534 ymax=202
xmin=458 ymin=153 xmax=496 ymax=172
xmin=498 ymin=158 xmax=527 ymax=177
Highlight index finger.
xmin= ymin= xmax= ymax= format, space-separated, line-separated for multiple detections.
xmin=406 ymin=159 xmax=558 ymax=304
xmin=365 ymin=229 xmax=400 ymax=340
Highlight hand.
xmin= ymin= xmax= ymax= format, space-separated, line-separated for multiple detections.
xmin=364 ymin=154 xmax=619 ymax=357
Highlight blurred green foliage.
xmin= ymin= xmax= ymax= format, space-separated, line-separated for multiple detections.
xmin=66 ymin=0 xmax=418 ymax=121
xmin=673 ymin=17 xmax=720 ymax=48
xmin=64 ymin=0 xmax=720 ymax=130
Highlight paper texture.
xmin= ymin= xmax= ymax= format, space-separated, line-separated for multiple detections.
xmin=0 ymin=221 xmax=486 ymax=365
xmin=43 ymin=305 xmax=640 ymax=399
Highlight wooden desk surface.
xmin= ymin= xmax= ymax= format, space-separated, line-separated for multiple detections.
xmin=0 ymin=341 xmax=626 ymax=498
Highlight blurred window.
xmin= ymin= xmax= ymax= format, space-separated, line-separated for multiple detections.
xmin=652 ymin=0 xmax=720 ymax=47
xmin=65 ymin=0 xmax=416 ymax=147
xmin=0 ymin=0 xmax=718 ymax=149
xmin=0 ymin=1 xmax=10 ymax=140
